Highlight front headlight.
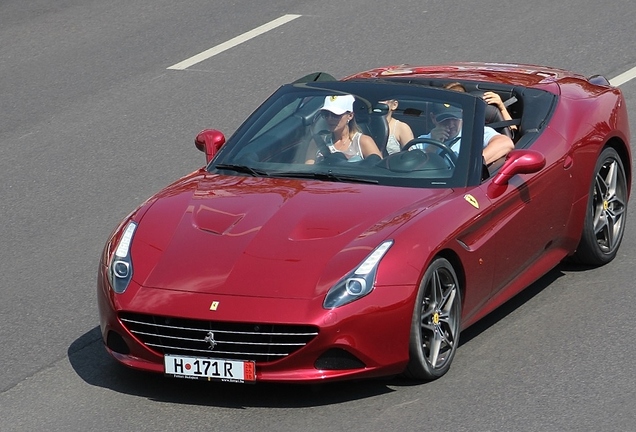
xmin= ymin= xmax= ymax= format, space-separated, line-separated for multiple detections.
xmin=323 ymin=240 xmax=393 ymax=309
xmin=107 ymin=221 xmax=137 ymax=293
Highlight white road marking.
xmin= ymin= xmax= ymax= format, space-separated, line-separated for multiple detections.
xmin=169 ymin=18 xmax=636 ymax=88
xmin=167 ymin=14 xmax=301 ymax=70
xmin=610 ymin=66 xmax=636 ymax=87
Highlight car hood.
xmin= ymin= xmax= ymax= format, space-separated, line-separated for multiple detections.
xmin=131 ymin=173 xmax=451 ymax=299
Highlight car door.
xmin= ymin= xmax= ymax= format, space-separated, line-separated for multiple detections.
xmin=478 ymin=130 xmax=575 ymax=296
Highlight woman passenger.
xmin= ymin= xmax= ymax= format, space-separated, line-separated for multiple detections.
xmin=380 ymin=99 xmax=415 ymax=154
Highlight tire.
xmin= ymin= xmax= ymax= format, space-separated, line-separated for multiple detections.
xmin=573 ymin=147 xmax=628 ymax=266
xmin=405 ymin=257 xmax=462 ymax=381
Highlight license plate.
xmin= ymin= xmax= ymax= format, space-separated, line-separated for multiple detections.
xmin=164 ymin=354 xmax=256 ymax=383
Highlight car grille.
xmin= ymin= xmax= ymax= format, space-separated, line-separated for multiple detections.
xmin=119 ymin=312 xmax=319 ymax=363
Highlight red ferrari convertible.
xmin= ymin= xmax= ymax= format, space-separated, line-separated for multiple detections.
xmin=98 ymin=63 xmax=631 ymax=384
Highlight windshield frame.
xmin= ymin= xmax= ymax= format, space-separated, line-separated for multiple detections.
xmin=209 ymin=80 xmax=487 ymax=188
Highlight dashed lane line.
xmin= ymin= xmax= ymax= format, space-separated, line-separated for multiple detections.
xmin=167 ymin=14 xmax=301 ymax=70
xmin=611 ymin=66 xmax=636 ymax=87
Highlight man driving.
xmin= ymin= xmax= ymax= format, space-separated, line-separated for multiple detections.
xmin=412 ymin=103 xmax=513 ymax=165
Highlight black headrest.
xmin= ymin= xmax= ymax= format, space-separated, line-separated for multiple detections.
xmin=469 ymin=90 xmax=504 ymax=124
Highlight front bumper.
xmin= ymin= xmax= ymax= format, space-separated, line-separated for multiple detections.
xmin=97 ymin=264 xmax=416 ymax=383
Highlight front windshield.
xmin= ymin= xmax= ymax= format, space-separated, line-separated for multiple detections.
xmin=210 ymin=81 xmax=484 ymax=188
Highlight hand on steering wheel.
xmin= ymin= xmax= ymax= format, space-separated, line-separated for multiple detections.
xmin=312 ymin=129 xmax=331 ymax=151
xmin=402 ymin=137 xmax=458 ymax=167
xmin=312 ymin=130 xmax=348 ymax=164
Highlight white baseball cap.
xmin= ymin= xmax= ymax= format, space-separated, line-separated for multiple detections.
xmin=321 ymin=94 xmax=355 ymax=115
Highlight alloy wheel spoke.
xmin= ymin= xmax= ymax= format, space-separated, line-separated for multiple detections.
xmin=421 ymin=322 xmax=435 ymax=333
xmin=428 ymin=330 xmax=442 ymax=366
xmin=596 ymin=169 xmax=609 ymax=199
xmin=439 ymin=334 xmax=454 ymax=354
xmin=605 ymin=214 xmax=615 ymax=249
xmin=440 ymin=286 xmax=457 ymax=315
xmin=604 ymin=202 xmax=625 ymax=250
xmin=605 ymin=160 xmax=618 ymax=197
xmin=593 ymin=211 xmax=609 ymax=236
xmin=420 ymin=298 xmax=435 ymax=328
xmin=431 ymin=270 xmax=441 ymax=306
xmin=607 ymin=198 xmax=626 ymax=218
xmin=419 ymin=264 xmax=460 ymax=369
xmin=438 ymin=305 xmax=457 ymax=348
xmin=593 ymin=158 xmax=625 ymax=251
xmin=607 ymin=204 xmax=625 ymax=232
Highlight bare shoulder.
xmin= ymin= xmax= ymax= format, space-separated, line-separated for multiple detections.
xmin=360 ymin=133 xmax=378 ymax=146
xmin=359 ymin=133 xmax=381 ymax=156
xmin=396 ymin=120 xmax=414 ymax=142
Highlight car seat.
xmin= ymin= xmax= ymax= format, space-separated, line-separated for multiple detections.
xmin=470 ymin=91 xmax=514 ymax=139
xmin=353 ymin=100 xmax=389 ymax=156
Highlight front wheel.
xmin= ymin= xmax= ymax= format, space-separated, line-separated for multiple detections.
xmin=405 ymin=257 xmax=462 ymax=381
xmin=572 ymin=147 xmax=628 ymax=266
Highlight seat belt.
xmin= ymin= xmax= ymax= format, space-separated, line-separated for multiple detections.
xmin=487 ymin=119 xmax=521 ymax=130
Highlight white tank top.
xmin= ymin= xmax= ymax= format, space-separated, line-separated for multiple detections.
xmin=385 ymin=119 xmax=402 ymax=154
xmin=322 ymin=132 xmax=364 ymax=162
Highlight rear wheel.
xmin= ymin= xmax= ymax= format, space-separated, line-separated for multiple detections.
xmin=573 ymin=147 xmax=628 ymax=265
xmin=405 ymin=257 xmax=461 ymax=380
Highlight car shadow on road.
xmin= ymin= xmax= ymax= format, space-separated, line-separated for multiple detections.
xmin=68 ymin=327 xmax=398 ymax=408
xmin=458 ymin=264 xmax=567 ymax=347
xmin=69 ymin=264 xmax=567 ymax=407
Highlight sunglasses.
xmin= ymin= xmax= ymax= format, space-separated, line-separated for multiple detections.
xmin=323 ymin=111 xmax=347 ymax=119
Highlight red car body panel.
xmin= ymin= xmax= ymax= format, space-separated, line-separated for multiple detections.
xmin=98 ymin=62 xmax=631 ymax=383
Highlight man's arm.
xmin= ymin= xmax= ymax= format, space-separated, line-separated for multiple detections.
xmin=483 ymin=134 xmax=514 ymax=165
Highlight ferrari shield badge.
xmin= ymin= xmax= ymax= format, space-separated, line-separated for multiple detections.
xmin=464 ymin=194 xmax=479 ymax=209
xmin=210 ymin=301 xmax=220 ymax=311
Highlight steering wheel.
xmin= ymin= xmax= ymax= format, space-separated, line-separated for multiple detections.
xmin=402 ymin=137 xmax=458 ymax=166
xmin=311 ymin=130 xmax=348 ymax=165
xmin=312 ymin=129 xmax=331 ymax=151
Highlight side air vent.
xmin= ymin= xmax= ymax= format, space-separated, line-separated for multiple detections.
xmin=315 ymin=348 xmax=366 ymax=370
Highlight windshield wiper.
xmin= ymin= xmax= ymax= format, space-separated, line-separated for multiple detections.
xmin=215 ymin=164 xmax=270 ymax=176
xmin=275 ymin=171 xmax=379 ymax=184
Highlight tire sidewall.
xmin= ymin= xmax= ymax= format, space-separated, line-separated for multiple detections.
xmin=406 ymin=257 xmax=461 ymax=380
xmin=576 ymin=146 xmax=627 ymax=265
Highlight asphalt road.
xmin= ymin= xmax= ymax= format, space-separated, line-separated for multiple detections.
xmin=1 ymin=0 xmax=635 ymax=431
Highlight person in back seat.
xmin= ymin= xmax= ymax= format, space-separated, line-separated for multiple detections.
xmin=444 ymin=82 xmax=517 ymax=133
xmin=379 ymin=99 xmax=414 ymax=154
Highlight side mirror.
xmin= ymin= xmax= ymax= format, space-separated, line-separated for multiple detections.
xmin=487 ymin=149 xmax=546 ymax=198
xmin=588 ymin=74 xmax=610 ymax=86
xmin=195 ymin=129 xmax=226 ymax=163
